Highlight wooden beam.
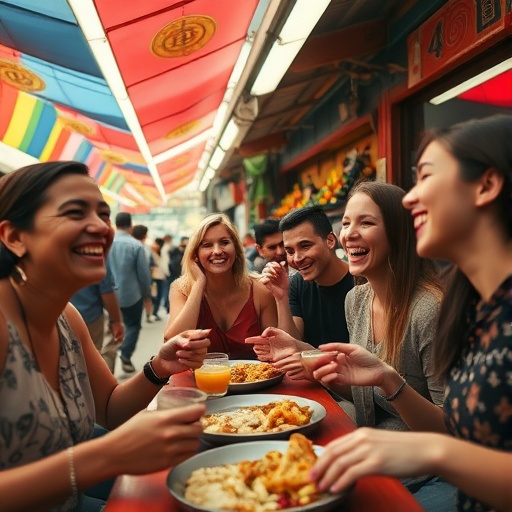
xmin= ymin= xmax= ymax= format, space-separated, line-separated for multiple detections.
xmin=291 ymin=19 xmax=387 ymax=72
xmin=254 ymin=98 xmax=318 ymax=124
xmin=238 ymin=132 xmax=288 ymax=158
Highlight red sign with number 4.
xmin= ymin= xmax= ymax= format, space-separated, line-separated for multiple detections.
xmin=407 ymin=0 xmax=511 ymax=88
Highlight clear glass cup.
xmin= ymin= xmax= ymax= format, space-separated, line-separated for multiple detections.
xmin=156 ymin=386 xmax=207 ymax=410
xmin=194 ymin=352 xmax=231 ymax=398
xmin=300 ymin=349 xmax=338 ymax=379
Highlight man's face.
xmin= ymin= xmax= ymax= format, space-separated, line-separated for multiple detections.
xmin=256 ymin=231 xmax=286 ymax=264
xmin=283 ymin=222 xmax=335 ymax=282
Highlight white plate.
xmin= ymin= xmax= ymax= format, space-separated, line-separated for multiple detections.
xmin=167 ymin=440 xmax=348 ymax=512
xmin=228 ymin=360 xmax=284 ymax=394
xmin=201 ymin=393 xmax=326 ymax=445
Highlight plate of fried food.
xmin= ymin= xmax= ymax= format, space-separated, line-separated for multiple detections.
xmin=200 ymin=394 xmax=326 ymax=445
xmin=167 ymin=433 xmax=349 ymax=512
xmin=228 ymin=361 xmax=284 ymax=394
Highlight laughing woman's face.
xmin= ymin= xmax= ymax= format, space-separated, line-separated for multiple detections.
xmin=20 ymin=174 xmax=112 ymax=289
xmin=402 ymin=141 xmax=480 ymax=263
xmin=196 ymin=224 xmax=236 ymax=275
xmin=340 ymin=192 xmax=390 ymax=280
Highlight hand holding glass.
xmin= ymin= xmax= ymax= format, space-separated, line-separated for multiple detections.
xmin=157 ymin=386 xmax=207 ymax=410
xmin=300 ymin=349 xmax=338 ymax=379
xmin=194 ymin=352 xmax=231 ymax=397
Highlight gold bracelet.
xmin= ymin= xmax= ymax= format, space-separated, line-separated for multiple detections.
xmin=67 ymin=446 xmax=78 ymax=505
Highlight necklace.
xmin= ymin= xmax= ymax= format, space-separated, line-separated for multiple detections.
xmin=9 ymin=277 xmax=40 ymax=369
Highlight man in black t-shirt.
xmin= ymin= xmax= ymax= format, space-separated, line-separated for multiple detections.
xmin=260 ymin=206 xmax=353 ymax=346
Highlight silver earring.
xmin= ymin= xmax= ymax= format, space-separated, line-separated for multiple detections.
xmin=13 ymin=265 xmax=27 ymax=285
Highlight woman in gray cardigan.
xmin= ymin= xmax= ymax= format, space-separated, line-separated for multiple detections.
xmin=327 ymin=181 xmax=454 ymax=510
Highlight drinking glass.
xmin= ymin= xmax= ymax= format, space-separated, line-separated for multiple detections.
xmin=300 ymin=349 xmax=338 ymax=379
xmin=194 ymin=352 xmax=231 ymax=398
xmin=157 ymin=386 xmax=207 ymax=410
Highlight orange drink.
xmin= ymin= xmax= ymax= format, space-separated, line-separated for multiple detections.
xmin=195 ymin=366 xmax=231 ymax=395
xmin=195 ymin=352 xmax=230 ymax=397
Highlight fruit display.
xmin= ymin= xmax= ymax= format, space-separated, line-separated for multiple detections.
xmin=272 ymin=145 xmax=375 ymax=218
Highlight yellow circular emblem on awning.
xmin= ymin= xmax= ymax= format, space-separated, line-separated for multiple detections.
xmin=166 ymin=119 xmax=201 ymax=139
xmin=151 ymin=15 xmax=217 ymax=58
xmin=60 ymin=117 xmax=95 ymax=136
xmin=0 ymin=60 xmax=45 ymax=91
xmin=100 ymin=150 xmax=127 ymax=165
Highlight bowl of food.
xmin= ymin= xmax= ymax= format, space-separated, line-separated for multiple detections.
xmin=228 ymin=361 xmax=284 ymax=394
xmin=167 ymin=433 xmax=350 ymax=512
xmin=200 ymin=393 xmax=326 ymax=445
xmin=300 ymin=350 xmax=338 ymax=379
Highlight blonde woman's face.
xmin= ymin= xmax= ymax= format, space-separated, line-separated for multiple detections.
xmin=196 ymin=224 xmax=236 ymax=274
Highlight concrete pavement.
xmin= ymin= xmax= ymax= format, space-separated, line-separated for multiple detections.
xmin=114 ymin=308 xmax=168 ymax=382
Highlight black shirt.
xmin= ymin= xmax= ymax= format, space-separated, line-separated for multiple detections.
xmin=289 ymin=270 xmax=354 ymax=347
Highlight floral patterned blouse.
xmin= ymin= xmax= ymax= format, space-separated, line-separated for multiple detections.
xmin=0 ymin=315 xmax=95 ymax=511
xmin=444 ymin=275 xmax=512 ymax=512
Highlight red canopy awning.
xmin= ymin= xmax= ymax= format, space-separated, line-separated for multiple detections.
xmin=0 ymin=0 xmax=260 ymax=205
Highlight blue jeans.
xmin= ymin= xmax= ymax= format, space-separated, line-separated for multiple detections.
xmin=152 ymin=279 xmax=164 ymax=316
xmin=408 ymin=476 xmax=457 ymax=512
xmin=162 ymin=276 xmax=171 ymax=312
xmin=119 ymin=298 xmax=143 ymax=360
xmin=75 ymin=495 xmax=105 ymax=512
xmin=74 ymin=425 xmax=113 ymax=512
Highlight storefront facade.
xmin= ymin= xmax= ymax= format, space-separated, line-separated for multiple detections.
xmin=382 ymin=0 xmax=511 ymax=189
xmin=257 ymin=0 xmax=510 ymax=224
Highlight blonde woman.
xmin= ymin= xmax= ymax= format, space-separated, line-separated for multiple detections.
xmin=164 ymin=214 xmax=277 ymax=359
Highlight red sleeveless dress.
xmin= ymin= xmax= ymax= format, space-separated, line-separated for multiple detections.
xmin=196 ymin=284 xmax=261 ymax=359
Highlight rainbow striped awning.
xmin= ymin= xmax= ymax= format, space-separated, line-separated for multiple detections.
xmin=0 ymin=0 xmax=261 ymax=207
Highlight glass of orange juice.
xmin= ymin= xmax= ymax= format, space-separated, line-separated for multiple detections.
xmin=194 ymin=352 xmax=231 ymax=398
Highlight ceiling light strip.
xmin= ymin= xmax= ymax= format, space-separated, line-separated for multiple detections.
xmin=251 ymin=0 xmax=332 ymax=96
xmin=196 ymin=0 xmax=285 ymax=191
xmin=68 ymin=0 xmax=166 ymax=202
xmin=153 ymin=128 xmax=213 ymax=165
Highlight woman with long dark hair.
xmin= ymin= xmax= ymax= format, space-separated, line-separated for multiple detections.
xmin=311 ymin=115 xmax=512 ymax=512
xmin=338 ymin=181 xmax=453 ymax=508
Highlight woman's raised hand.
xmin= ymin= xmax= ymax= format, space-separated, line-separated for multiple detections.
xmin=105 ymin=405 xmax=205 ymax=475
xmin=191 ymin=260 xmax=207 ymax=286
xmin=245 ymin=326 xmax=300 ymax=362
xmin=311 ymin=428 xmax=438 ymax=494
xmin=313 ymin=343 xmax=391 ymax=388
xmin=157 ymin=329 xmax=211 ymax=375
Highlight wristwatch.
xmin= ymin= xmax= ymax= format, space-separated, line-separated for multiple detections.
xmin=143 ymin=356 xmax=170 ymax=386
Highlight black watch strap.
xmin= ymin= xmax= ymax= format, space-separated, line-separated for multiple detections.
xmin=143 ymin=356 xmax=169 ymax=386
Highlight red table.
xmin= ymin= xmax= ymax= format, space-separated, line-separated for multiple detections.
xmin=105 ymin=373 xmax=424 ymax=512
